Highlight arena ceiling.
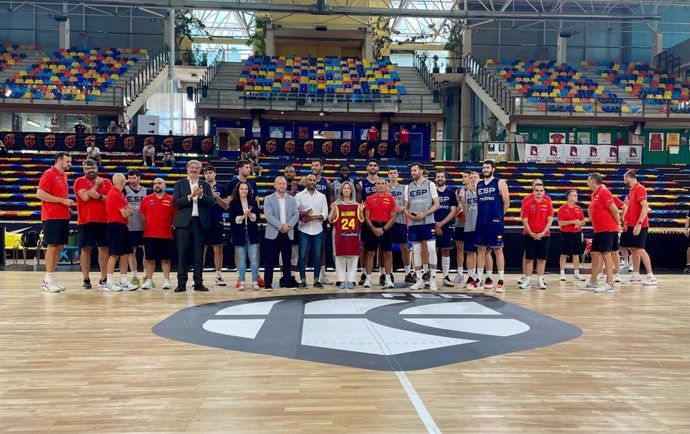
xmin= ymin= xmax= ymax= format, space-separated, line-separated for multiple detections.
xmin=0 ymin=0 xmax=687 ymax=44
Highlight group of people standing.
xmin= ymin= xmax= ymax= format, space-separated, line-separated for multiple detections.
xmin=36 ymin=151 xmax=660 ymax=294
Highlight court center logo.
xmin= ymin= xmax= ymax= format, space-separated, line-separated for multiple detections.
xmin=153 ymin=293 xmax=582 ymax=371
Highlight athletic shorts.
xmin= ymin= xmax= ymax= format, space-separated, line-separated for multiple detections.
xmin=560 ymin=232 xmax=584 ymax=256
xmin=437 ymin=224 xmax=454 ymax=249
xmin=524 ymin=235 xmax=550 ymax=260
xmin=144 ymin=237 xmax=172 ymax=261
xmin=409 ymin=223 xmax=435 ymax=242
xmin=107 ymin=222 xmax=132 ymax=256
xmin=42 ymin=219 xmax=69 ymax=245
xmin=78 ymin=222 xmax=107 ymax=248
xmin=367 ymin=139 xmax=377 ymax=150
xmin=621 ymin=227 xmax=648 ymax=249
xmin=463 ymin=231 xmax=476 ymax=253
xmin=392 ymin=222 xmax=408 ymax=244
xmin=363 ymin=222 xmax=393 ymax=252
xmin=474 ymin=222 xmax=504 ymax=248
xmin=128 ymin=230 xmax=144 ymax=248
xmin=205 ymin=224 xmax=226 ymax=246
xmin=453 ymin=226 xmax=465 ymax=241
xmin=591 ymin=231 xmax=619 ymax=253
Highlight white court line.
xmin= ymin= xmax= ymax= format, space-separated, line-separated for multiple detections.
xmin=343 ymin=297 xmax=442 ymax=434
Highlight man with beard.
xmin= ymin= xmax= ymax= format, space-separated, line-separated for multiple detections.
xmin=363 ymin=178 xmax=397 ymax=288
xmin=475 ymin=160 xmax=510 ymax=292
xmin=358 ymin=159 xmax=381 ymax=285
xmin=140 ymin=178 xmax=175 ymax=290
xmin=622 ymin=171 xmax=657 ymax=286
xmin=331 ymin=163 xmax=359 ymax=203
xmin=462 ymin=172 xmax=481 ymax=290
xmin=295 ymin=174 xmax=328 ymax=288
xmin=36 ymin=152 xmax=74 ymax=292
xmin=299 ymin=158 xmax=333 ymax=285
xmin=74 ymin=159 xmax=112 ymax=289
xmin=284 ymin=165 xmax=300 ymax=197
xmin=406 ymin=163 xmax=440 ymax=291
xmin=123 ymin=169 xmax=146 ymax=287
xmin=388 ymin=168 xmax=414 ymax=283
xmin=518 ymin=180 xmax=553 ymax=290
xmin=227 ymin=160 xmax=258 ymax=199
xmin=433 ymin=171 xmax=459 ymax=287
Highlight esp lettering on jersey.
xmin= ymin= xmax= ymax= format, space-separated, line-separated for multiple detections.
xmin=361 ymin=178 xmax=377 ymax=202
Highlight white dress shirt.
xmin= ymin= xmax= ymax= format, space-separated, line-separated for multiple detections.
xmin=187 ymin=177 xmax=200 ymax=217
xmin=277 ymin=193 xmax=287 ymax=224
xmin=295 ymin=189 xmax=328 ymax=235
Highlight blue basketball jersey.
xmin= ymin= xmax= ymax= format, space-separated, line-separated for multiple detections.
xmin=434 ymin=186 xmax=458 ymax=225
xmin=476 ymin=177 xmax=504 ymax=225
xmin=361 ymin=177 xmax=378 ymax=202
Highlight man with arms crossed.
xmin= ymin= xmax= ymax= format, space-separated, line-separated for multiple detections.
xmin=363 ymin=178 xmax=397 ymax=288
xmin=140 ymin=178 xmax=175 ymax=290
xmin=433 ymin=171 xmax=459 ymax=287
xmin=475 ymin=160 xmax=510 ymax=292
xmin=406 ymin=163 xmax=440 ymax=291
xmin=36 ymin=152 xmax=74 ymax=292
xmin=74 ymin=159 xmax=112 ymax=289
xmin=580 ymin=173 xmax=620 ymax=293
xmin=622 ymin=171 xmax=657 ymax=286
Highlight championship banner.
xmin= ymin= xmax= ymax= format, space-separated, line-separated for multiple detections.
xmin=520 ymin=143 xmax=641 ymax=164
xmin=0 ymin=131 xmax=215 ymax=155
xmin=250 ymin=138 xmax=401 ymax=159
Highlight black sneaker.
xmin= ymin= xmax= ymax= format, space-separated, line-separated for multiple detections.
xmin=405 ymin=272 xmax=417 ymax=284
xmin=298 ymin=281 xmax=307 ymax=289
xmin=358 ymin=273 xmax=367 ymax=285
xmin=82 ymin=278 xmax=92 ymax=289
xmin=685 ymin=266 xmax=690 ymax=275
xmin=379 ymin=274 xmax=386 ymax=285
xmin=314 ymin=281 xmax=324 ymax=288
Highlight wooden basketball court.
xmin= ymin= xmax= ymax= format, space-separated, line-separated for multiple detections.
xmin=1 ymin=269 xmax=688 ymax=433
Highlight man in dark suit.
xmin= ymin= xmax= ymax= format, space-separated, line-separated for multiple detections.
xmin=172 ymin=159 xmax=215 ymax=292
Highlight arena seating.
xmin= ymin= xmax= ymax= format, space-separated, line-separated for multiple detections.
xmin=2 ymin=153 xmax=688 ymax=229
xmin=5 ymin=47 xmax=145 ymax=101
xmin=492 ymin=59 xmax=626 ymax=113
xmin=590 ymin=61 xmax=690 ymax=104
xmin=0 ymin=44 xmax=29 ymax=71
xmin=235 ymin=56 xmax=405 ymax=96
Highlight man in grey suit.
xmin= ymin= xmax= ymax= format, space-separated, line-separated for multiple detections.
xmin=263 ymin=176 xmax=300 ymax=290
xmin=172 ymin=160 xmax=215 ymax=292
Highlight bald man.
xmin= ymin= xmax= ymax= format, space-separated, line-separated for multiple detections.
xmin=263 ymin=176 xmax=300 ymax=289
xmin=140 ymin=178 xmax=176 ymax=290
xmin=103 ymin=173 xmax=138 ymax=292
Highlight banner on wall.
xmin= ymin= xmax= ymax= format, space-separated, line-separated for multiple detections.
xmin=518 ymin=143 xmax=642 ymax=164
xmin=0 ymin=131 xmax=215 ymax=155
xmin=252 ymin=138 xmax=402 ymax=159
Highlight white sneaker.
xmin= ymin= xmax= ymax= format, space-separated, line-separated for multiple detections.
xmin=162 ymin=279 xmax=171 ymax=289
xmin=597 ymin=273 xmax=605 ymax=281
xmin=594 ymin=284 xmax=615 ymax=293
xmin=428 ymin=280 xmax=438 ymax=291
xmin=559 ymin=274 xmax=566 ymax=281
xmin=573 ymin=273 xmax=586 ymax=281
xmin=383 ymin=278 xmax=395 ymax=289
xmin=613 ymin=274 xmax=621 ymax=283
xmin=627 ymin=264 xmax=634 ymax=272
xmin=517 ymin=275 xmax=528 ymax=285
xmin=629 ymin=275 xmax=642 ymax=284
xmin=363 ymin=277 xmax=372 ymax=288
xmin=215 ymin=276 xmax=227 ymax=286
xmin=442 ymin=276 xmax=454 ymax=287
xmin=41 ymin=281 xmax=63 ymax=293
xmin=102 ymin=282 xmax=122 ymax=292
xmin=319 ymin=274 xmax=334 ymax=285
xmin=518 ymin=280 xmax=532 ymax=289
xmin=537 ymin=279 xmax=547 ymax=290
xmin=410 ymin=279 xmax=424 ymax=290
xmin=578 ymin=282 xmax=599 ymax=291
xmin=642 ymin=276 xmax=658 ymax=286
xmin=120 ymin=281 xmax=138 ymax=291
xmin=253 ymin=282 xmax=260 ymax=291
xmin=142 ymin=279 xmax=154 ymax=290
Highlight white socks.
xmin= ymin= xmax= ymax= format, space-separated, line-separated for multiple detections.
xmin=441 ymin=256 xmax=450 ymax=277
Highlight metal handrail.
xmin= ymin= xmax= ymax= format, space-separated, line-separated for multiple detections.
xmin=122 ymin=48 xmax=169 ymax=107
